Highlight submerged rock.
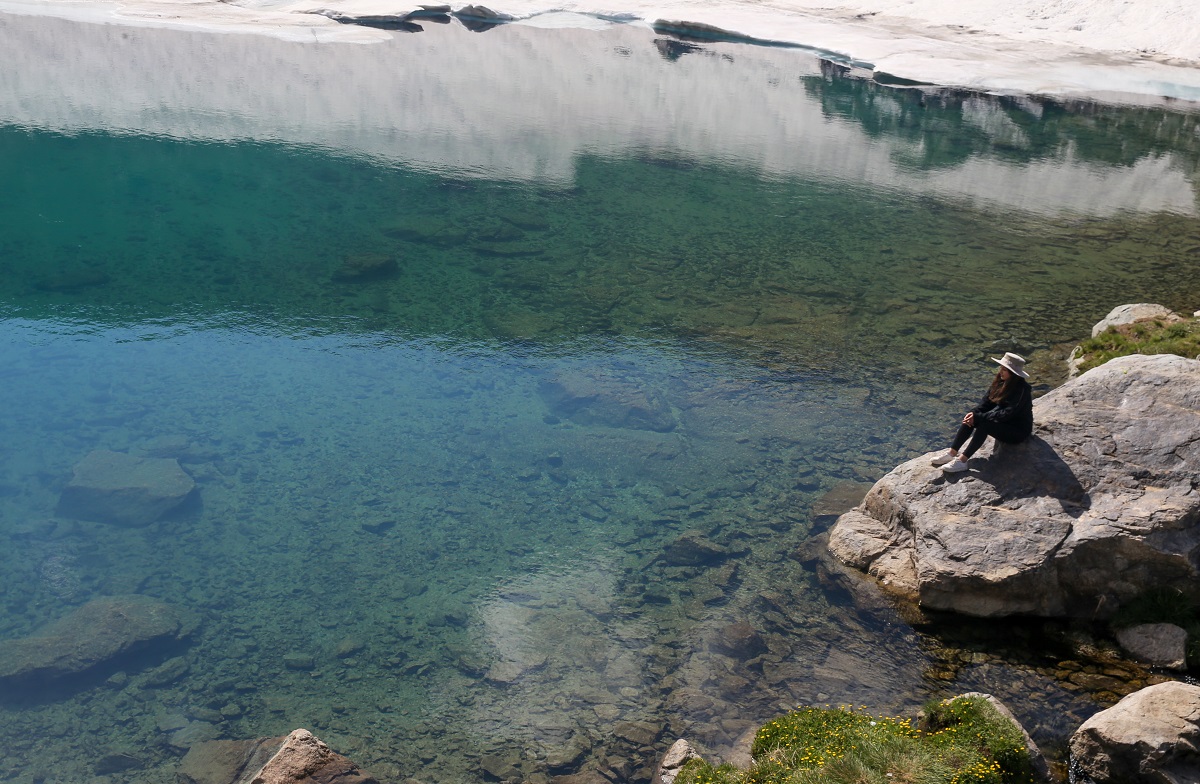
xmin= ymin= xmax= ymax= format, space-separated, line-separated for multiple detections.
xmin=169 ymin=721 xmax=221 ymax=751
xmin=0 ymin=595 xmax=195 ymax=690
xmin=498 ymin=209 xmax=549 ymax=232
xmin=545 ymin=736 xmax=589 ymax=773
xmin=1115 ymin=624 xmax=1188 ymax=671
xmin=33 ymin=267 xmax=111 ymax=292
xmin=178 ymin=728 xmax=377 ymax=784
xmin=144 ymin=654 xmax=191 ymax=686
xmin=540 ymin=370 xmax=676 ymax=432
xmin=810 ymin=480 xmax=874 ymax=521
xmin=57 ymin=449 xmax=195 ymax=526
xmin=178 ymin=736 xmax=280 ymax=784
xmin=709 ymin=622 xmax=767 ymax=660
xmin=551 ymin=773 xmax=610 ymax=784
xmin=661 ymin=531 xmax=740 ymax=566
xmin=1070 ymin=681 xmax=1200 ymax=784
xmin=480 ymin=751 xmax=522 ymax=780
xmin=471 ymin=241 xmax=543 ymax=258
xmin=331 ymin=254 xmax=398 ymax=283
xmin=828 ymin=354 xmax=1200 ymax=618
xmin=95 ymin=751 xmax=145 ymax=775
xmin=484 ymin=652 xmax=547 ymax=684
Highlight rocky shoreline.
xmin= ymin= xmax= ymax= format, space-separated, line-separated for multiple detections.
xmin=657 ymin=681 xmax=1200 ymax=784
xmin=651 ymin=303 xmax=1200 ymax=784
xmin=800 ymin=303 xmax=1200 ymax=783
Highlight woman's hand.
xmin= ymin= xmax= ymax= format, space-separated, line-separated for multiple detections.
xmin=963 ymin=412 xmax=975 ymax=426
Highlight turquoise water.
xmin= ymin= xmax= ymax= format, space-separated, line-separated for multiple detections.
xmin=2 ymin=13 xmax=1200 ymax=784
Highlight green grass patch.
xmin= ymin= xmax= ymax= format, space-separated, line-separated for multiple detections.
xmin=675 ymin=697 xmax=1036 ymax=784
xmin=1073 ymin=316 xmax=1200 ymax=373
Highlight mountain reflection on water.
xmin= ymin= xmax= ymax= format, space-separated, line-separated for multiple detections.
xmin=1 ymin=11 xmax=1200 ymax=784
xmin=2 ymin=13 xmax=1198 ymax=216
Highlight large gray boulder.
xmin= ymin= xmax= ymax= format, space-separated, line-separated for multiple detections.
xmin=0 ymin=595 xmax=196 ymax=689
xmin=828 ymin=354 xmax=1200 ymax=618
xmin=1070 ymin=681 xmax=1200 ymax=784
xmin=57 ymin=449 xmax=195 ymax=525
xmin=1115 ymin=624 xmax=1189 ymax=671
xmin=1090 ymin=303 xmax=1181 ymax=337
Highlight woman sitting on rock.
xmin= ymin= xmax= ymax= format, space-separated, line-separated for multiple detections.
xmin=932 ymin=352 xmax=1033 ymax=473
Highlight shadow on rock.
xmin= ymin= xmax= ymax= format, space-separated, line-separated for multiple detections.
xmin=947 ymin=435 xmax=1090 ymax=517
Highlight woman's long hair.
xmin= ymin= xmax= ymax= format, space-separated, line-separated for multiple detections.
xmin=987 ymin=370 xmax=1019 ymax=403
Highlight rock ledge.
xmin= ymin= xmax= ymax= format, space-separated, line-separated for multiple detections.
xmin=828 ymin=354 xmax=1200 ymax=618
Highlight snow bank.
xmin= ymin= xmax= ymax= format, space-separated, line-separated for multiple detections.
xmin=0 ymin=0 xmax=1198 ymax=101
xmin=459 ymin=0 xmax=1200 ymax=103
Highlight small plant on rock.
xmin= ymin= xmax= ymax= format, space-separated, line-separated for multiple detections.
xmin=920 ymin=696 xmax=1034 ymax=783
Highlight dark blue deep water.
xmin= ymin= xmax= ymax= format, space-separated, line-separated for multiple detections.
xmin=1 ymin=11 xmax=1199 ymax=783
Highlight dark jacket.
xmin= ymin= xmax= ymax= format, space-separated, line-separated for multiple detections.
xmin=971 ymin=378 xmax=1033 ymax=443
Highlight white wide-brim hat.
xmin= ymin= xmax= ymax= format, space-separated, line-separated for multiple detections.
xmin=991 ymin=352 xmax=1029 ymax=379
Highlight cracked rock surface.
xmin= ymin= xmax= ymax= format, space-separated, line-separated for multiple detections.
xmin=828 ymin=353 xmax=1200 ymax=618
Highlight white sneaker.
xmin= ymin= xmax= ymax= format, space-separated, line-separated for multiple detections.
xmin=942 ymin=458 xmax=969 ymax=473
xmin=930 ymin=451 xmax=956 ymax=467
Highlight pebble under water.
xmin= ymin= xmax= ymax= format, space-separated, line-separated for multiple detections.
xmin=1 ymin=12 xmax=1200 ymax=784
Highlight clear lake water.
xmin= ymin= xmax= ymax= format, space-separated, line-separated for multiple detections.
xmin=1 ymin=12 xmax=1200 ymax=784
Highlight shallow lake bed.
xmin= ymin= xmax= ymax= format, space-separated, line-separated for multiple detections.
xmin=1 ymin=12 xmax=1199 ymax=784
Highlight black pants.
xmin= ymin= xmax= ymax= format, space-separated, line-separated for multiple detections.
xmin=951 ymin=417 xmax=1028 ymax=459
